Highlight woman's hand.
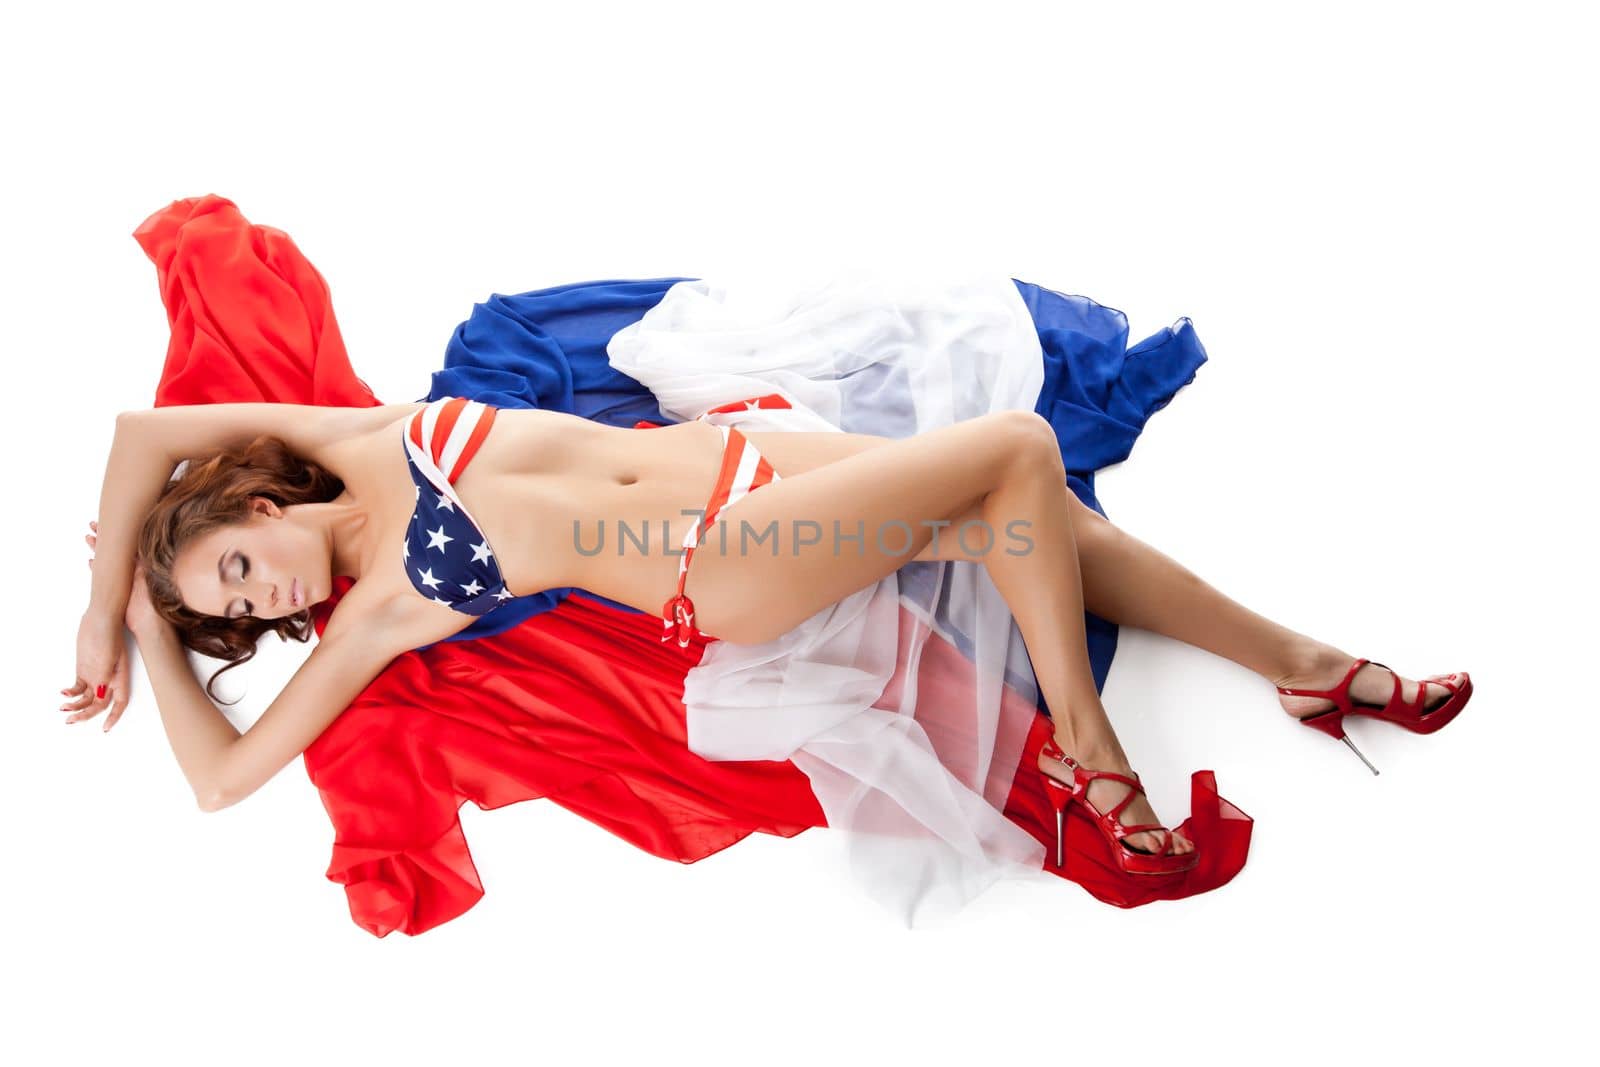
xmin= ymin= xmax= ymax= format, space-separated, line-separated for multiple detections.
xmin=64 ymin=520 xmax=149 ymax=732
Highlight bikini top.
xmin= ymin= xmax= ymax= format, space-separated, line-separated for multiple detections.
xmin=402 ymin=397 xmax=515 ymax=616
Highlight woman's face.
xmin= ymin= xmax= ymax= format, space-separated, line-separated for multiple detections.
xmin=171 ymin=499 xmax=328 ymax=621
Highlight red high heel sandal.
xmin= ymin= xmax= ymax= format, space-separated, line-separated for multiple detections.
xmin=1038 ymin=736 xmax=1198 ymax=876
xmin=1277 ymin=658 xmax=1473 ymax=776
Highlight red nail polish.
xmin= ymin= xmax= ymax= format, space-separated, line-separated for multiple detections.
xmin=96 ymin=684 xmax=106 ymax=699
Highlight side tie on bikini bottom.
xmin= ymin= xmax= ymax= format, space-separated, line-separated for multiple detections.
xmin=649 ymin=395 xmax=790 ymax=648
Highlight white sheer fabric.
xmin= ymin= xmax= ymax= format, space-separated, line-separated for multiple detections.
xmin=606 ymin=271 xmax=1054 ymax=924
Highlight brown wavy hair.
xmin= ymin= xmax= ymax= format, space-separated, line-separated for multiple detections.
xmin=136 ymin=434 xmax=345 ymax=704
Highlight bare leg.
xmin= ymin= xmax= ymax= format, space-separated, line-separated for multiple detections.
xmin=734 ymin=425 xmax=1453 ymax=845
xmin=930 ymin=489 xmax=1461 ymax=721
xmin=693 ymin=414 xmax=1189 ymax=855
xmin=1067 ymin=495 xmax=1314 ymax=682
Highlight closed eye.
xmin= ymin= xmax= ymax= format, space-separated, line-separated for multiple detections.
xmin=230 ymin=553 xmax=254 ymax=619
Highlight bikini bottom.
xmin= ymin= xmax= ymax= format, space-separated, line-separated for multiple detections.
xmin=658 ymin=400 xmax=789 ymax=648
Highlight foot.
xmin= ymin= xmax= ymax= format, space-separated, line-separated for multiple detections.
xmin=1037 ymin=745 xmax=1195 ymax=858
xmin=1275 ymin=645 xmax=1461 ymax=721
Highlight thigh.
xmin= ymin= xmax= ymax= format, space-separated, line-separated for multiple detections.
xmin=684 ymin=411 xmax=1048 ymax=644
xmin=738 ymin=426 xmax=1043 ymax=565
xmin=737 ymin=429 xmax=899 ymax=479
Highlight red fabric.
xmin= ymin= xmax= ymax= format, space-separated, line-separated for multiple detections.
xmin=1008 ymin=719 xmax=1255 ymax=904
xmin=133 ymin=193 xmax=1252 ymax=935
xmin=133 ymin=197 xmax=379 ymax=410
xmin=867 ymin=587 xmax=1255 ymax=905
xmin=307 ymin=581 xmax=823 ymax=936
xmin=135 ymin=195 xmax=823 ymax=938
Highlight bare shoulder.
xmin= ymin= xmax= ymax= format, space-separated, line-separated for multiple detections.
xmin=216 ymin=568 xmax=473 ymax=806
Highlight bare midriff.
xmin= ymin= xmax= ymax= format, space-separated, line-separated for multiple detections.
xmin=440 ymin=410 xmax=728 ymax=612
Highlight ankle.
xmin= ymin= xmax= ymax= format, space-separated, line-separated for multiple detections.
xmin=1047 ymin=730 xmax=1128 ymax=772
xmin=1270 ymin=638 xmax=1350 ymax=691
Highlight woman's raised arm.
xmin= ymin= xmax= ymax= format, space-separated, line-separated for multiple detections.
xmin=125 ymin=576 xmax=426 ymax=809
xmin=87 ymin=413 xmax=184 ymax=621
xmin=70 ymin=414 xmax=189 ymax=719
xmin=203 ymin=585 xmax=468 ymax=810
xmin=118 ymin=402 xmax=425 ymax=469
xmin=89 ymin=402 xmax=423 ymax=619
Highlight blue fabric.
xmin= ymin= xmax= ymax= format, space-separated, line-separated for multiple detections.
xmin=419 ymin=277 xmax=1207 ymax=698
xmin=1012 ymin=281 xmax=1207 ymax=699
xmin=416 ymin=278 xmax=693 ymax=639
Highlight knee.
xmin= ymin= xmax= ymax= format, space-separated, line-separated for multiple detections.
xmin=990 ymin=410 xmax=1063 ymax=477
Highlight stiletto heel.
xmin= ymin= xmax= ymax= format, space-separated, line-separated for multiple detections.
xmin=1299 ymin=708 xmax=1381 ymax=775
xmin=1278 ymin=658 xmax=1473 ymax=776
xmin=1037 ymin=736 xmax=1198 ymax=876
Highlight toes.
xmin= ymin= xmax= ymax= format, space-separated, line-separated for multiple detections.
xmin=1410 ymin=672 xmax=1465 ymax=711
xmin=1127 ymin=830 xmax=1193 ymax=855
xmin=1419 ymin=676 xmax=1460 ymax=710
xmin=1396 ymin=671 xmax=1448 ymax=710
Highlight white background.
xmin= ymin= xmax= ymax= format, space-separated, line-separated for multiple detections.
xmin=6 ymin=1 xmax=1593 ymax=1064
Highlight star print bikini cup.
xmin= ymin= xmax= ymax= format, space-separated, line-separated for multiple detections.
xmin=401 ymin=397 xmax=517 ymax=617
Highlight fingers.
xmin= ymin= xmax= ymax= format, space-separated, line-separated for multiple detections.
xmin=103 ymin=658 xmax=131 ymax=732
xmin=70 ymin=522 xmax=117 ymax=731
xmin=61 ymin=663 xmax=121 ymax=727
xmin=63 ymin=684 xmax=112 ymax=725
xmin=100 ymin=695 xmax=128 ymax=731
xmin=61 ymin=688 xmax=99 ymax=714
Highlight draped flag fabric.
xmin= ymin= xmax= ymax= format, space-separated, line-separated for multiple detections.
xmin=132 ymin=194 xmax=1253 ymax=936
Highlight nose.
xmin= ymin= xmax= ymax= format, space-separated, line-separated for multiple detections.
xmin=250 ymin=575 xmax=281 ymax=614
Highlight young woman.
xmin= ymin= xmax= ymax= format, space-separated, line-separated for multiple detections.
xmin=66 ymin=394 xmax=1471 ymax=875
